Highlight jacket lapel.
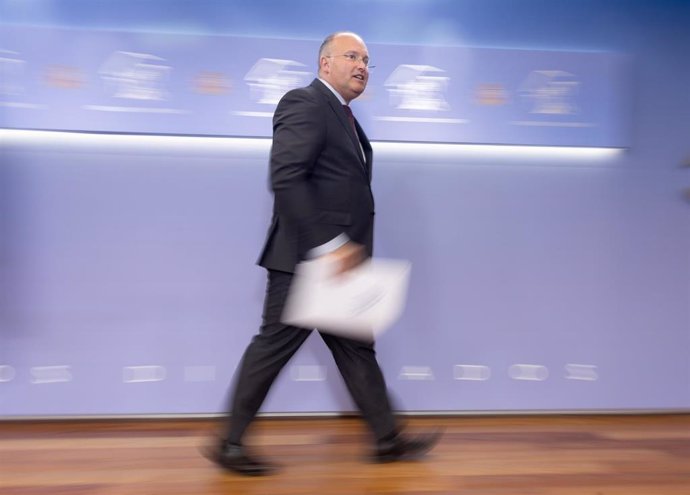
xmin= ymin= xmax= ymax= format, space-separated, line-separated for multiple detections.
xmin=311 ymin=80 xmax=370 ymax=177
xmin=329 ymin=99 xmax=368 ymax=169
xmin=355 ymin=119 xmax=373 ymax=181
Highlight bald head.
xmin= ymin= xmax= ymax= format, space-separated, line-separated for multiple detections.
xmin=317 ymin=32 xmax=370 ymax=103
xmin=318 ymin=32 xmax=365 ymax=71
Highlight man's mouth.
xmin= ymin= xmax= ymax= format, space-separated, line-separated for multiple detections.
xmin=353 ymin=74 xmax=365 ymax=81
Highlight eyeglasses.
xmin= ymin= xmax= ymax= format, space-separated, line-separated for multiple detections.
xmin=327 ymin=53 xmax=375 ymax=70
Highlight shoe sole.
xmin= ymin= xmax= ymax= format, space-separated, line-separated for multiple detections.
xmin=199 ymin=444 xmax=276 ymax=476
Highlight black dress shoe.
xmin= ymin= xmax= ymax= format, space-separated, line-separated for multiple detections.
xmin=203 ymin=442 xmax=276 ymax=476
xmin=372 ymin=429 xmax=442 ymax=463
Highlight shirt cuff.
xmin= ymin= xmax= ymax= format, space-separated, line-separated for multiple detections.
xmin=307 ymin=233 xmax=350 ymax=259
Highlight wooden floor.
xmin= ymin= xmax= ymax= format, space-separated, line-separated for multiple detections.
xmin=1 ymin=414 xmax=689 ymax=494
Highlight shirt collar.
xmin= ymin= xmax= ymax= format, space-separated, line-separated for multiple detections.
xmin=318 ymin=78 xmax=347 ymax=105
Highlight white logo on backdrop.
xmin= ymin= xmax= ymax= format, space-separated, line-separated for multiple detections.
xmin=0 ymin=365 xmax=16 ymax=382
xmin=453 ymin=364 xmax=491 ymax=381
xmin=0 ymin=49 xmax=45 ymax=109
xmin=290 ymin=364 xmax=327 ymax=382
xmin=385 ymin=64 xmax=450 ymax=112
xmin=99 ymin=51 xmax=170 ymax=101
xmin=30 ymin=366 xmax=73 ymax=384
xmin=123 ymin=365 xmax=167 ymax=383
xmin=565 ymin=364 xmax=599 ymax=381
xmin=519 ymin=70 xmax=580 ymax=115
xmin=376 ymin=64 xmax=466 ymax=124
xmin=398 ymin=366 xmax=435 ymax=380
xmin=85 ymin=51 xmax=185 ymax=114
xmin=245 ymin=58 xmax=312 ymax=105
xmin=509 ymin=364 xmax=549 ymax=381
xmin=0 ymin=49 xmax=25 ymax=96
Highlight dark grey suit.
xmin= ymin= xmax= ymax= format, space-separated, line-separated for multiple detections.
xmin=225 ymin=79 xmax=397 ymax=444
xmin=258 ymin=79 xmax=375 ymax=272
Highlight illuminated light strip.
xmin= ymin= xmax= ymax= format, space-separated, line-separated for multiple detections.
xmin=0 ymin=129 xmax=624 ymax=160
xmin=83 ymin=105 xmax=188 ymax=114
xmin=511 ymin=120 xmax=596 ymax=128
xmin=374 ymin=116 xmax=469 ymax=124
xmin=0 ymin=102 xmax=47 ymax=109
xmin=231 ymin=111 xmax=274 ymax=118
xmin=374 ymin=141 xmax=624 ymax=161
xmin=0 ymin=129 xmax=271 ymax=154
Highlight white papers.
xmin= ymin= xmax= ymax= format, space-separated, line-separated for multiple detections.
xmin=282 ymin=257 xmax=412 ymax=340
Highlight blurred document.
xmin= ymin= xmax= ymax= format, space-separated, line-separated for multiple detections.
xmin=282 ymin=258 xmax=411 ymax=340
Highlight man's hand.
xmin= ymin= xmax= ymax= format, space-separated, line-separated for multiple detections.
xmin=324 ymin=241 xmax=365 ymax=275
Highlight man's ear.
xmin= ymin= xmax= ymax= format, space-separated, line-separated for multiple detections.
xmin=319 ymin=56 xmax=330 ymax=74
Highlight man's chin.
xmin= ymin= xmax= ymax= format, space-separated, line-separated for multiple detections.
xmin=349 ymin=87 xmax=366 ymax=99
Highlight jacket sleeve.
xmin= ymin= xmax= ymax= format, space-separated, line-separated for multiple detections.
xmin=269 ymin=88 xmax=326 ymax=253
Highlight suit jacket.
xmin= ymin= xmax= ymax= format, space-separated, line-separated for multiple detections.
xmin=258 ymin=79 xmax=375 ymax=273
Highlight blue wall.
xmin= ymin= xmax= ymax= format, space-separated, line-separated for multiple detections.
xmin=1 ymin=0 xmax=689 ymax=416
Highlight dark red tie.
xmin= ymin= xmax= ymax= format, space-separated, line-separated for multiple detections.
xmin=342 ymin=104 xmax=358 ymax=136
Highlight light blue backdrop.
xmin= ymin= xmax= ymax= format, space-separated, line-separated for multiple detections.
xmin=1 ymin=0 xmax=688 ymax=416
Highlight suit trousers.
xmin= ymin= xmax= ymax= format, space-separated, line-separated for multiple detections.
xmin=225 ymin=269 xmax=397 ymax=444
